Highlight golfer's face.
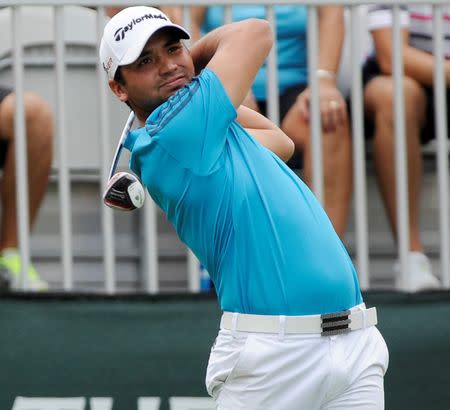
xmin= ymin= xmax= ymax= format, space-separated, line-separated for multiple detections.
xmin=120 ymin=29 xmax=194 ymax=115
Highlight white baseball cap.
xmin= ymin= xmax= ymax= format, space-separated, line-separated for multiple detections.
xmin=99 ymin=6 xmax=190 ymax=80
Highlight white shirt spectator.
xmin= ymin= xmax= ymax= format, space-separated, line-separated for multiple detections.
xmin=367 ymin=5 xmax=450 ymax=58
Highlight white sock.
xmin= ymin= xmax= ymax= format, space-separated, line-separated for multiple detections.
xmin=1 ymin=248 xmax=20 ymax=257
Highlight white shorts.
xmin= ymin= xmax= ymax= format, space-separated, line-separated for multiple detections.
xmin=205 ymin=306 xmax=389 ymax=410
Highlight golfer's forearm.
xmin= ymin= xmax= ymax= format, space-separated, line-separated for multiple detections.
xmin=189 ymin=19 xmax=272 ymax=74
xmin=246 ymin=129 xmax=294 ymax=162
xmin=237 ymin=105 xmax=294 ymax=161
xmin=189 ymin=23 xmax=237 ymax=73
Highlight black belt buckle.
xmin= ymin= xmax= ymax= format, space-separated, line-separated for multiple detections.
xmin=321 ymin=309 xmax=351 ymax=336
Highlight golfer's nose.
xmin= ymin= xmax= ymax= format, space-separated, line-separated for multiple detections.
xmin=159 ymin=55 xmax=177 ymax=74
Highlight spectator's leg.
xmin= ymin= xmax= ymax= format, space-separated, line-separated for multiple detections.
xmin=0 ymin=92 xmax=53 ymax=251
xmin=364 ymin=76 xmax=426 ymax=251
xmin=282 ymin=106 xmax=352 ymax=239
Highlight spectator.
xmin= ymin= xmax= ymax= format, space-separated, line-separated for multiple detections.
xmin=188 ymin=5 xmax=352 ymax=239
xmin=363 ymin=5 xmax=444 ymax=291
xmin=0 ymin=88 xmax=53 ymax=291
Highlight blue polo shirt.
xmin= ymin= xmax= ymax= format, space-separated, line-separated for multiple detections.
xmin=125 ymin=69 xmax=362 ymax=315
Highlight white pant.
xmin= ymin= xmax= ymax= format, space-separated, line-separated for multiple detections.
xmin=205 ymin=315 xmax=389 ymax=409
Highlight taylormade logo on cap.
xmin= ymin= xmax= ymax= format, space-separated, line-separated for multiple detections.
xmin=113 ymin=12 xmax=168 ymax=42
xmin=99 ymin=6 xmax=190 ymax=81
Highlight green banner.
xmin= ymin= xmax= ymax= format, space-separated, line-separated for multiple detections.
xmin=0 ymin=293 xmax=449 ymax=410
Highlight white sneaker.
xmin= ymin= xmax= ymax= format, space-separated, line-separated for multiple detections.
xmin=394 ymin=251 xmax=441 ymax=292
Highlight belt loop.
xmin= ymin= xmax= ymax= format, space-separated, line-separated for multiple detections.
xmin=232 ymin=312 xmax=239 ymax=337
xmin=357 ymin=306 xmax=367 ymax=329
xmin=278 ymin=315 xmax=286 ymax=340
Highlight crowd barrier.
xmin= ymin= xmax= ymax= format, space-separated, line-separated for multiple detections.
xmin=1 ymin=1 xmax=449 ymax=294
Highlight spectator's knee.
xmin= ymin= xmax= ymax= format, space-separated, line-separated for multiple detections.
xmin=402 ymin=77 xmax=426 ymax=122
xmin=23 ymin=92 xmax=53 ymax=147
xmin=366 ymin=76 xmax=425 ymax=127
xmin=365 ymin=77 xmax=395 ymax=122
xmin=0 ymin=94 xmax=15 ymax=138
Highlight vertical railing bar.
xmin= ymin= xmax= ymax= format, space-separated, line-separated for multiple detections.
xmin=224 ymin=4 xmax=232 ymax=24
xmin=12 ymin=6 xmax=30 ymax=291
xmin=350 ymin=5 xmax=369 ymax=289
xmin=141 ymin=199 xmax=158 ymax=294
xmin=182 ymin=5 xmax=192 ymax=42
xmin=187 ymin=248 xmax=199 ymax=293
xmin=55 ymin=5 xmax=74 ymax=291
xmin=182 ymin=5 xmax=200 ymax=293
xmin=392 ymin=6 xmax=409 ymax=290
xmin=433 ymin=4 xmax=449 ymax=289
xmin=307 ymin=6 xmax=324 ymax=203
xmin=266 ymin=5 xmax=279 ymax=125
xmin=97 ymin=7 xmax=116 ymax=294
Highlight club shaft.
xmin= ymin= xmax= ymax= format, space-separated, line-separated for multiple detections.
xmin=108 ymin=111 xmax=135 ymax=180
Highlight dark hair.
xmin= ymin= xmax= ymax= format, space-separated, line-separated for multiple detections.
xmin=114 ymin=66 xmax=126 ymax=86
xmin=113 ymin=67 xmax=132 ymax=109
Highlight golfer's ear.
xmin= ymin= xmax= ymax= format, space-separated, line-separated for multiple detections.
xmin=109 ymin=79 xmax=128 ymax=103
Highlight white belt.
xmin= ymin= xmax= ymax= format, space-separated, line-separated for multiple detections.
xmin=220 ymin=306 xmax=377 ymax=336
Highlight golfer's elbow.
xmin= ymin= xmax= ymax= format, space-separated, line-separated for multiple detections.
xmin=244 ymin=18 xmax=273 ymax=57
xmin=279 ymin=137 xmax=295 ymax=163
xmin=271 ymin=129 xmax=295 ymax=162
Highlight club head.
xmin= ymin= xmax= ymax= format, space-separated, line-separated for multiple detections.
xmin=103 ymin=171 xmax=145 ymax=211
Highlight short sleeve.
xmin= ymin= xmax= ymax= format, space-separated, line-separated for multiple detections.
xmin=367 ymin=5 xmax=410 ymax=31
xmin=144 ymin=68 xmax=237 ymax=175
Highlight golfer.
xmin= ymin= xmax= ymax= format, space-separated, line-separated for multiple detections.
xmin=100 ymin=7 xmax=388 ymax=409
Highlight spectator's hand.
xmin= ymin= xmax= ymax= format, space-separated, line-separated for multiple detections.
xmin=242 ymin=90 xmax=260 ymax=112
xmin=296 ymin=82 xmax=347 ymax=133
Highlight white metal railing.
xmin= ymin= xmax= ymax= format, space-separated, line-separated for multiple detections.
xmin=96 ymin=6 xmax=115 ymax=294
xmin=2 ymin=1 xmax=449 ymax=294
xmin=11 ymin=8 xmax=30 ymax=290
xmin=55 ymin=6 xmax=73 ymax=290
xmin=433 ymin=5 xmax=450 ymax=289
xmin=349 ymin=6 xmax=369 ymax=289
xmin=392 ymin=6 xmax=409 ymax=290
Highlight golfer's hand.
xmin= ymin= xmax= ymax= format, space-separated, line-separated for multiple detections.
xmin=242 ymin=90 xmax=260 ymax=112
xmin=296 ymin=82 xmax=347 ymax=133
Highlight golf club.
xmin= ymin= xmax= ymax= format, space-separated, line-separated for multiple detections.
xmin=103 ymin=111 xmax=145 ymax=211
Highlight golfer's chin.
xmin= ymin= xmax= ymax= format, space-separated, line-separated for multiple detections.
xmin=153 ymin=84 xmax=188 ymax=108
xmin=162 ymin=76 xmax=190 ymax=96
xmin=166 ymin=89 xmax=180 ymax=98
xmin=166 ymin=83 xmax=187 ymax=96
